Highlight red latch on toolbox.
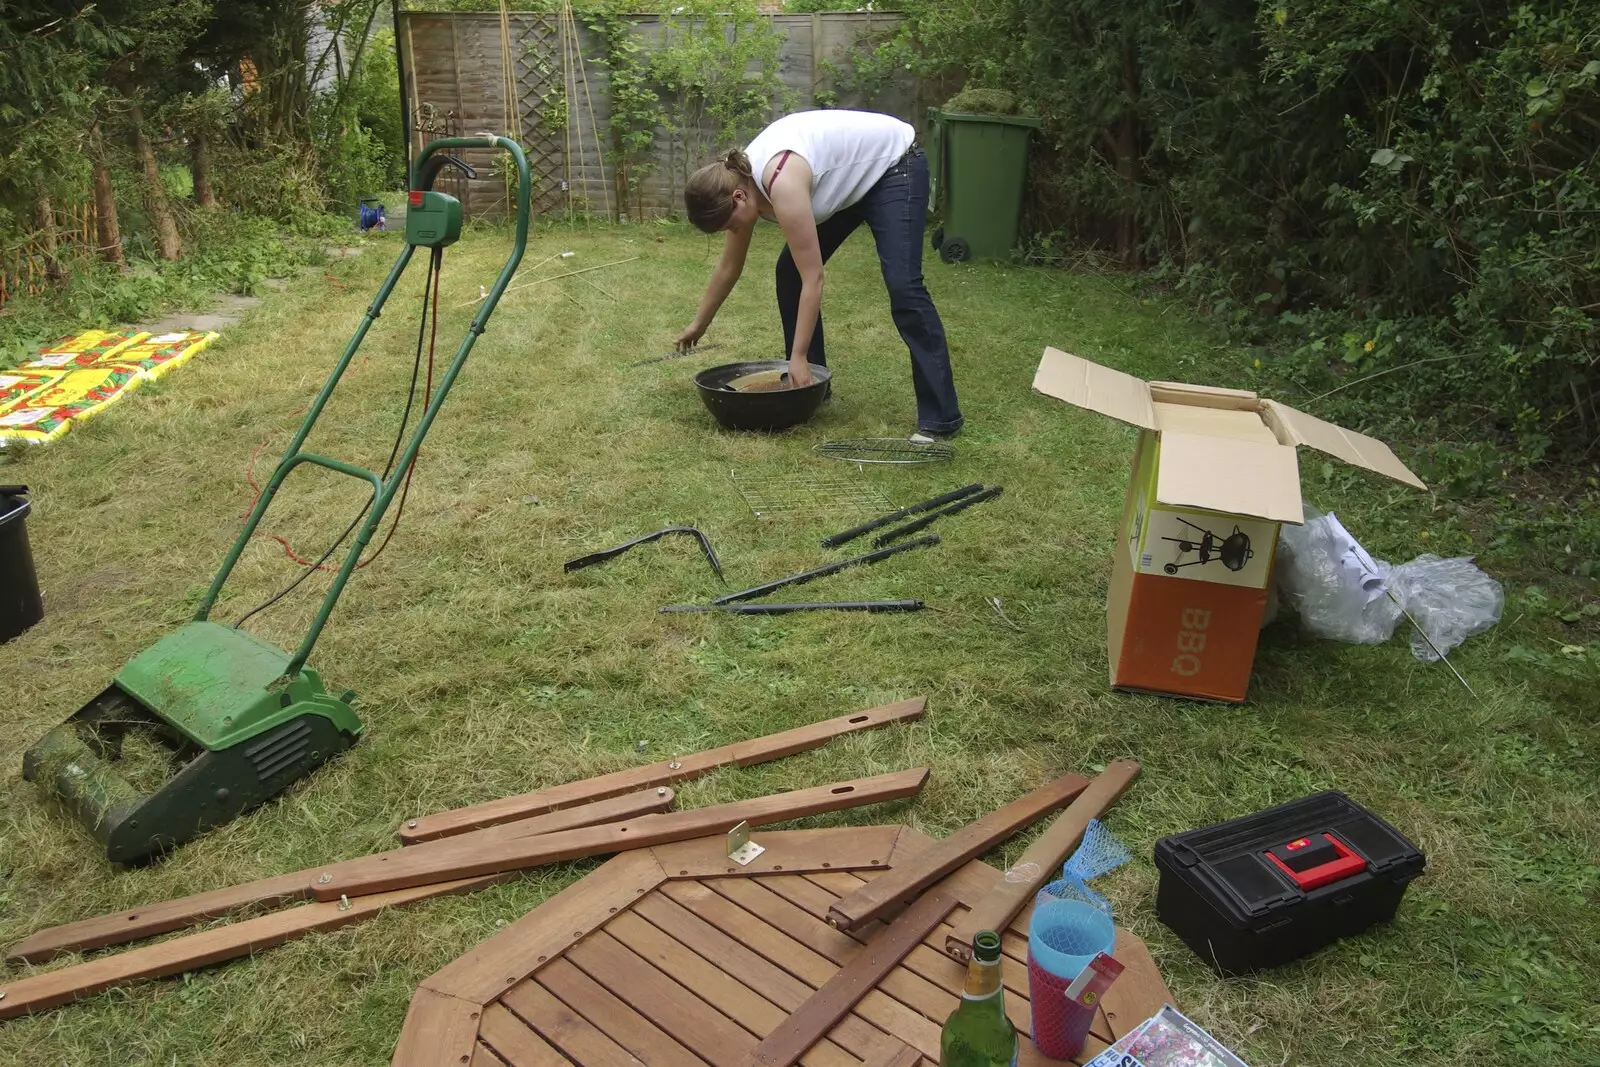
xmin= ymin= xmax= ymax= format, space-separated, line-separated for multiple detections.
xmin=1264 ymin=832 xmax=1367 ymax=891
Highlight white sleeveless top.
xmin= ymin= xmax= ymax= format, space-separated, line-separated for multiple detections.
xmin=746 ymin=110 xmax=915 ymax=223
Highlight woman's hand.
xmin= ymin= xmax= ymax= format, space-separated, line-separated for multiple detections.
xmin=786 ymin=354 xmax=814 ymax=388
xmin=676 ymin=321 xmax=706 ymax=351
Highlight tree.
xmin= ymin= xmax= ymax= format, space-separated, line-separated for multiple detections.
xmin=0 ymin=3 xmax=127 ymax=264
xmin=91 ymin=0 xmax=214 ymax=261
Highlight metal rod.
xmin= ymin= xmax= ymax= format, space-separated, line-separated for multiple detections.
xmin=820 ymin=484 xmax=984 ymax=548
xmin=711 ymin=535 xmax=941 ymax=606
xmin=453 ymin=250 xmax=572 ymax=309
xmin=496 ymin=257 xmax=638 ymax=302
xmin=872 ymin=486 xmax=1004 ymax=547
xmin=659 ymin=600 xmax=925 ymax=615
xmin=564 ymin=526 xmax=724 ymax=583
xmin=1386 ymin=589 xmax=1477 ymax=698
xmin=631 ymin=342 xmax=723 ymax=368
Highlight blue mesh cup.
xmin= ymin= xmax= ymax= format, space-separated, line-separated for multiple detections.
xmin=1028 ymin=896 xmax=1115 ymax=981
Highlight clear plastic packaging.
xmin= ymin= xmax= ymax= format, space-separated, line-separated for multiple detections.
xmin=1274 ymin=507 xmax=1401 ymax=644
xmin=1273 ymin=506 xmax=1502 ymax=660
xmin=1387 ymin=554 xmax=1504 ymax=661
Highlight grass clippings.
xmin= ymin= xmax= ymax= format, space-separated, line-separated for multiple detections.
xmin=0 ymin=221 xmax=1595 ymax=1066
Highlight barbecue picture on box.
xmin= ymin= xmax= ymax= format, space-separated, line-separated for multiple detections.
xmin=1136 ymin=508 xmax=1277 ymax=589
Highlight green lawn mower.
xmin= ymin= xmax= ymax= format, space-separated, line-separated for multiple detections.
xmin=22 ymin=136 xmax=532 ymax=864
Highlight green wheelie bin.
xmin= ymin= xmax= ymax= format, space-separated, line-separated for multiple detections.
xmin=927 ymin=107 xmax=1042 ymax=263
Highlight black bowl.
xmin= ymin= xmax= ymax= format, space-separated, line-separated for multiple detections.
xmin=694 ymin=360 xmax=832 ymax=432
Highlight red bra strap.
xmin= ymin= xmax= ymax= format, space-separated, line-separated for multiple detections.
xmin=763 ymin=150 xmax=793 ymax=195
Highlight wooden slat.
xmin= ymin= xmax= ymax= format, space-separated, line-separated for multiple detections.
xmin=462 ymin=785 xmax=678 ymax=845
xmin=403 ymin=697 xmax=927 ymax=842
xmin=649 ymin=825 xmax=902 ymax=879
xmin=567 ymin=929 xmax=756 ymax=1067
xmin=766 ymin=876 xmax=1116 ymax=1067
xmin=604 ymin=911 xmax=858 ymax=1067
xmin=1099 ymin=929 xmax=1173 ymax=1040
xmin=537 ymin=956 xmax=707 ymax=1067
xmin=8 ymin=789 xmax=674 ymax=965
xmin=654 ymin=875 xmax=1117 ymax=1067
xmin=633 ymin=893 xmax=899 ymax=1064
xmin=392 ymin=986 xmax=484 ymax=1067
xmin=946 ymin=760 xmax=1140 ymax=960
xmin=710 ymin=879 xmax=869 ymax=970
xmin=760 ymin=874 xmax=887 ymax=934
xmin=5 ymin=870 xmax=313 ymax=966
xmin=659 ymin=880 xmax=941 ymax=1060
xmin=314 ymin=769 xmax=930 ymax=900
xmin=881 ymin=837 xmax=1037 ymax=956
xmin=502 ymin=980 xmax=647 ymax=1065
xmin=810 ymin=868 xmax=1030 ymax=970
xmin=762 ymin=874 xmax=1032 ymax=1035
xmin=863 ymin=1044 xmax=922 ymax=1067
xmin=751 ymin=889 xmax=958 ymax=1067
xmin=808 ymin=867 xmax=1118 ymax=1046
xmin=471 ymin=1041 xmax=512 ymax=1067
xmin=827 ymin=773 xmax=1090 ymax=931
xmin=0 ymin=873 xmax=504 ymax=1021
xmin=425 ymin=850 xmax=667 ymax=1004
xmin=809 ymin=869 xmax=1031 ymax=977
xmin=479 ymin=1003 xmax=581 ymax=1067
xmin=710 ymin=880 xmax=959 ymax=1031
xmin=1020 ymin=1033 xmax=1112 ymax=1067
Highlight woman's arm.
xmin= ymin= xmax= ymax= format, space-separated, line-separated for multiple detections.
xmin=677 ymin=222 xmax=755 ymax=349
xmin=767 ymin=158 xmax=822 ymax=386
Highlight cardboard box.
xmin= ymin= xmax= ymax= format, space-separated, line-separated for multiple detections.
xmin=1032 ymin=347 xmax=1425 ymax=702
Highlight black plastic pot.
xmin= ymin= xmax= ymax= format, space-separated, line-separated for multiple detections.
xmin=0 ymin=485 xmax=43 ymax=643
xmin=694 ymin=360 xmax=832 ymax=432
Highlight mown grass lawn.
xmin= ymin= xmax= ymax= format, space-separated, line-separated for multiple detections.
xmin=0 ymin=219 xmax=1595 ymax=1066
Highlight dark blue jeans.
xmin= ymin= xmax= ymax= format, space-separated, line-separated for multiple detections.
xmin=775 ymin=150 xmax=964 ymax=434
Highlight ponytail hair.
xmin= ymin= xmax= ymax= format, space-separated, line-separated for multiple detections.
xmin=685 ymin=148 xmax=755 ymax=232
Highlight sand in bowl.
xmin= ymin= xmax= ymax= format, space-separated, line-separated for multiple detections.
xmin=727 ymin=369 xmax=795 ymax=392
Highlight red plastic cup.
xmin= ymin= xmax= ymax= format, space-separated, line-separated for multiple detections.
xmin=1027 ymin=948 xmax=1098 ymax=1059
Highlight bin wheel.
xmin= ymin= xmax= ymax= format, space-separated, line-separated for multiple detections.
xmin=931 ymin=227 xmax=944 ymax=253
xmin=940 ymin=237 xmax=970 ymax=264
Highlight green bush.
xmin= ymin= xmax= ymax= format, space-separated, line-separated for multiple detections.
xmin=319 ymin=119 xmax=393 ymax=216
xmin=888 ymin=0 xmax=1600 ymax=464
xmin=349 ymin=29 xmax=407 ymax=191
xmin=210 ymin=143 xmax=327 ymax=224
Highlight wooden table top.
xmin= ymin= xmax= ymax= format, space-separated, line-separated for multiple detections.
xmin=392 ymin=824 xmax=1173 ymax=1067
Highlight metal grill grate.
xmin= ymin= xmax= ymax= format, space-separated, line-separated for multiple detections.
xmin=814 ymin=438 xmax=955 ymax=464
xmin=729 ymin=469 xmax=895 ymax=518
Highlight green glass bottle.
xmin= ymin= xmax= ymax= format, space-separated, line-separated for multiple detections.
xmin=941 ymin=930 xmax=1019 ymax=1067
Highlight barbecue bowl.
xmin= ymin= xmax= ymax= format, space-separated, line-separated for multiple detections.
xmin=694 ymin=360 xmax=831 ymax=432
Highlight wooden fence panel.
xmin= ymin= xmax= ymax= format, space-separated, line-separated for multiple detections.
xmin=398 ymin=9 xmax=921 ymax=222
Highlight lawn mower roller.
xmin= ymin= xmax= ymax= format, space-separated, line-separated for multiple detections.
xmin=22 ymin=136 xmax=532 ymax=864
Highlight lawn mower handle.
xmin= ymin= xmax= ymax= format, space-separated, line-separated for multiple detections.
xmin=194 ymin=135 xmax=532 ymax=679
xmin=412 ymin=135 xmax=530 ymax=335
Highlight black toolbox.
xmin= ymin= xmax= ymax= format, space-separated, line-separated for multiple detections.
xmin=1154 ymin=791 xmax=1425 ymax=976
